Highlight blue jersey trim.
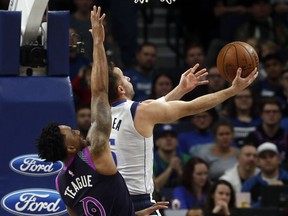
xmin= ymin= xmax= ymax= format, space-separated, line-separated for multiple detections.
xmin=130 ymin=102 xmax=139 ymax=120
xmin=112 ymin=99 xmax=127 ymax=107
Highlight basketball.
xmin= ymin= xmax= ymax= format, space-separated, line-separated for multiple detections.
xmin=216 ymin=41 xmax=259 ymax=82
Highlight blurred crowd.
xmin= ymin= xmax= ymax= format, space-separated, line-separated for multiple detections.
xmin=1 ymin=0 xmax=288 ymax=215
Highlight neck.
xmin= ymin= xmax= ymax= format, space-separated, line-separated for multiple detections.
xmin=263 ymin=123 xmax=279 ymax=137
xmin=192 ymin=185 xmax=202 ymax=197
xmin=213 ymin=145 xmax=231 ymax=155
xmin=238 ymin=165 xmax=255 ymax=180
xmin=135 ymin=65 xmax=152 ymax=75
xmin=159 ymin=150 xmax=176 ymax=162
xmin=262 ymin=169 xmax=279 ymax=179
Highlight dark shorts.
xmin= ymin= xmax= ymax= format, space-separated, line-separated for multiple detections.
xmin=130 ymin=194 xmax=160 ymax=215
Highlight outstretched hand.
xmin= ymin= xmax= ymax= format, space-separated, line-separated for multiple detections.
xmin=135 ymin=201 xmax=169 ymax=216
xmin=90 ymin=5 xmax=106 ymax=44
xmin=179 ymin=63 xmax=209 ymax=94
xmin=231 ymin=67 xmax=258 ymax=92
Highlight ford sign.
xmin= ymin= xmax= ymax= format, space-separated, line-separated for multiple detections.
xmin=9 ymin=154 xmax=63 ymax=176
xmin=1 ymin=188 xmax=67 ymax=216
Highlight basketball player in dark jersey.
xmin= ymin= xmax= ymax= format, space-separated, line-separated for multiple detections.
xmin=36 ymin=6 xmax=168 ymax=216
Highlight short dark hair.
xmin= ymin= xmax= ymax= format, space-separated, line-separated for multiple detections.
xmin=136 ymin=42 xmax=157 ymax=53
xmin=36 ymin=122 xmax=67 ymax=163
xmin=212 ymin=120 xmax=234 ymax=136
xmin=260 ymin=97 xmax=282 ymax=113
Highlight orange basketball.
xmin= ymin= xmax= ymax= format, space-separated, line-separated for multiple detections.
xmin=216 ymin=41 xmax=259 ymax=82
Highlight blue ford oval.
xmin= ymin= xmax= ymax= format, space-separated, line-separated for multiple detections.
xmin=1 ymin=188 xmax=67 ymax=216
xmin=9 ymin=154 xmax=63 ymax=176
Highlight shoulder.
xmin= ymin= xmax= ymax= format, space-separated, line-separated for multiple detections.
xmin=242 ymin=174 xmax=260 ymax=190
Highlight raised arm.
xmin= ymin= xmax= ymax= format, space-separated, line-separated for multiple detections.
xmin=135 ymin=67 xmax=258 ymax=137
xmin=164 ymin=64 xmax=209 ymax=101
xmin=87 ymin=6 xmax=111 ymax=154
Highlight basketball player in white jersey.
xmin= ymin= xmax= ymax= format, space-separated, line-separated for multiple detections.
xmin=108 ymin=62 xmax=258 ymax=215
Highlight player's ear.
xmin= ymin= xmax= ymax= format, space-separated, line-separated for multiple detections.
xmin=118 ymin=85 xmax=125 ymax=94
xmin=66 ymin=145 xmax=77 ymax=154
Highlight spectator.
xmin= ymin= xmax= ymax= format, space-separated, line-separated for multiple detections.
xmin=252 ymin=53 xmax=284 ymax=98
xmin=235 ymin=0 xmax=288 ymax=47
xmin=271 ymin=0 xmax=288 ymax=26
xmin=203 ymin=179 xmax=236 ymax=216
xmin=109 ymin=0 xmax=138 ymax=68
xmin=153 ymin=124 xmax=190 ymax=192
xmin=178 ymin=109 xmax=216 ymax=155
xmin=241 ymin=142 xmax=288 ymax=207
xmin=75 ymin=104 xmax=91 ymax=139
xmin=149 ymin=72 xmax=175 ymax=100
xmin=276 ymin=66 xmax=288 ymax=117
xmin=70 ymin=0 xmax=94 ymax=59
xmin=182 ymin=65 xmax=228 ymax=108
xmin=69 ymin=27 xmax=92 ymax=81
xmin=192 ymin=121 xmax=239 ymax=182
xmin=71 ymin=64 xmax=92 ymax=107
xmin=222 ymin=87 xmax=261 ymax=147
xmin=178 ymin=43 xmax=207 ymax=94
xmin=170 ymin=43 xmax=207 ymax=85
xmin=124 ymin=42 xmax=158 ymax=101
xmin=176 ymin=0 xmax=218 ymax=52
xmin=103 ymin=15 xmax=124 ymax=69
xmin=245 ymin=97 xmax=288 ymax=170
xmin=213 ymin=0 xmax=251 ymax=42
xmin=173 ymin=157 xmax=211 ymax=211
xmin=219 ymin=142 xmax=259 ymax=193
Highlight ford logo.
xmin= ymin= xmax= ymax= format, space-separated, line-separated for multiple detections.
xmin=1 ymin=188 xmax=67 ymax=216
xmin=9 ymin=154 xmax=63 ymax=176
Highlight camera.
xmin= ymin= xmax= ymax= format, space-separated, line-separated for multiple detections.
xmin=20 ymin=45 xmax=47 ymax=67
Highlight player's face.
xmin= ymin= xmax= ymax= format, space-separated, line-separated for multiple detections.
xmin=114 ymin=67 xmax=134 ymax=99
xmin=59 ymin=125 xmax=86 ymax=153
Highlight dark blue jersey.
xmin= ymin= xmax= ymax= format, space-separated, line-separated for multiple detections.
xmin=56 ymin=147 xmax=134 ymax=216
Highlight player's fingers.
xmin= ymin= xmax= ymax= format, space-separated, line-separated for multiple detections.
xmin=195 ymin=68 xmax=207 ymax=77
xmin=100 ymin=13 xmax=106 ymax=21
xmin=153 ymin=201 xmax=169 ymax=206
xmin=191 ymin=63 xmax=200 ymax=73
xmin=183 ymin=68 xmax=192 ymax=76
xmin=197 ymin=80 xmax=209 ymax=85
xmin=236 ymin=67 xmax=242 ymax=78
xmin=96 ymin=6 xmax=101 ymax=18
xmin=247 ymin=67 xmax=258 ymax=79
xmin=196 ymin=71 xmax=208 ymax=79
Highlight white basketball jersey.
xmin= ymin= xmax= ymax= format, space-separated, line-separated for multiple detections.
xmin=110 ymin=100 xmax=154 ymax=195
